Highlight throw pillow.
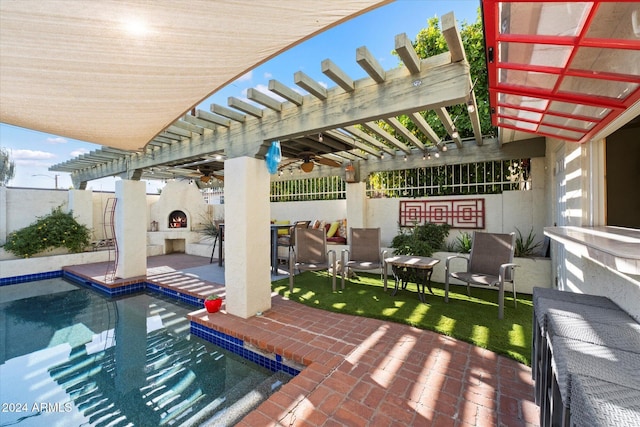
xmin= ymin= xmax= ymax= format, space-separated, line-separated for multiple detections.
xmin=338 ymin=219 xmax=347 ymax=238
xmin=275 ymin=220 xmax=290 ymax=235
xmin=327 ymin=221 xmax=340 ymax=238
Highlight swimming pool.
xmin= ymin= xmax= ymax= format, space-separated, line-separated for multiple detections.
xmin=0 ymin=278 xmax=293 ymax=426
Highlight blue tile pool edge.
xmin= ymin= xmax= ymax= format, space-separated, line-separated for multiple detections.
xmin=4 ymin=271 xmax=204 ymax=306
xmin=4 ymin=270 xmax=302 ymax=377
xmin=0 ymin=270 xmax=62 ymax=285
xmin=190 ymin=322 xmax=302 ymax=377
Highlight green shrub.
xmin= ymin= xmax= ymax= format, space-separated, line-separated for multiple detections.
xmin=2 ymin=207 xmax=92 ymax=258
xmin=391 ymin=222 xmax=451 ymax=257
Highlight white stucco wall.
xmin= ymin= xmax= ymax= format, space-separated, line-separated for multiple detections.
xmin=0 ymin=251 xmax=112 ymax=278
xmin=270 ymin=199 xmax=347 ymax=225
xmin=366 ymin=190 xmax=547 ymax=248
xmin=68 ymin=189 xmax=93 ymax=230
xmin=545 ymin=138 xmax=640 ymax=321
xmin=1 ymin=187 xmax=68 ymax=244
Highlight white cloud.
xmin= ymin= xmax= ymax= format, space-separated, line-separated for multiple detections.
xmin=14 ymin=159 xmax=53 ymax=167
xmin=236 ymin=70 xmax=253 ymax=82
xmin=263 ymin=72 xmax=273 ymax=79
xmin=70 ymin=148 xmax=90 ymax=157
xmin=9 ymin=149 xmax=56 ymax=160
xmin=46 ymin=136 xmax=68 ymax=144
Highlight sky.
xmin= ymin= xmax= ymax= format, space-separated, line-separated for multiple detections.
xmin=0 ymin=0 xmax=481 ymax=192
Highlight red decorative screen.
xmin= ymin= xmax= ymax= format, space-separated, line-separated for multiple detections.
xmin=399 ymin=199 xmax=485 ymax=229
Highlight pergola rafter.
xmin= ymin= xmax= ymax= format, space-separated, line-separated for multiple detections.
xmin=52 ymin=11 xmax=494 ymax=187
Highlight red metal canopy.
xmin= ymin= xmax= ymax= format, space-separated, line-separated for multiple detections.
xmin=482 ymin=1 xmax=640 ymax=143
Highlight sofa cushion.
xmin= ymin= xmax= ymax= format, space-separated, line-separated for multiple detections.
xmin=327 ymin=236 xmax=347 ymax=244
xmin=273 ymin=220 xmax=291 ymax=235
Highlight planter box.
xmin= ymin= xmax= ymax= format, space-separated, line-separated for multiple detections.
xmin=0 ymin=250 xmax=112 ymax=279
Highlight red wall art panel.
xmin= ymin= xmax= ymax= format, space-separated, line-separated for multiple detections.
xmin=399 ymin=199 xmax=485 ymax=229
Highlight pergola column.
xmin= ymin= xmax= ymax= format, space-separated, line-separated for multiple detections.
xmin=224 ymin=156 xmax=271 ymax=318
xmin=346 ymin=181 xmax=367 ymax=229
xmin=0 ymin=186 xmax=6 ymax=244
xmin=115 ymin=180 xmax=147 ymax=279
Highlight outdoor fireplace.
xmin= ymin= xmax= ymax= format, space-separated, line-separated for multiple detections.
xmin=169 ymin=210 xmax=187 ymax=229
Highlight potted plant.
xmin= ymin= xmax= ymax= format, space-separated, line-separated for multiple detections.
xmin=390 ymin=222 xmax=451 ymax=283
xmin=204 ymin=294 xmax=223 ymax=313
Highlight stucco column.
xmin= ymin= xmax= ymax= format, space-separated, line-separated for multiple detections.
xmin=346 ymin=181 xmax=367 ymax=229
xmin=0 ymin=186 xmax=6 ymax=244
xmin=224 ymin=156 xmax=271 ymax=318
xmin=115 ymin=180 xmax=147 ymax=279
xmin=68 ymin=189 xmax=93 ymax=230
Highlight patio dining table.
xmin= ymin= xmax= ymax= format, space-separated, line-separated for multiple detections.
xmin=217 ymin=223 xmax=291 ymax=275
xmin=384 ymin=255 xmax=440 ymax=303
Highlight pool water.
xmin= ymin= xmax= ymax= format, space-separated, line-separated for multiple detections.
xmin=0 ymin=279 xmax=292 ymax=427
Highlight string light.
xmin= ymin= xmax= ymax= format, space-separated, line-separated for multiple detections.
xmin=467 ymin=99 xmax=475 ymax=113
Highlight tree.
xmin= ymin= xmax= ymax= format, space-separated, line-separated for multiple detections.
xmin=371 ymin=10 xmax=491 ymax=155
xmin=394 ymin=10 xmax=493 ymax=141
xmin=367 ymin=10 xmax=505 ymax=198
xmin=0 ymin=147 xmax=15 ymax=186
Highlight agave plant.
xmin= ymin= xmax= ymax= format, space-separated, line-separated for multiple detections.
xmin=515 ymin=227 xmax=541 ymax=257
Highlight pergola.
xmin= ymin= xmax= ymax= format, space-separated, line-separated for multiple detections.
xmin=1 ymin=1 xmax=637 ymax=186
xmin=47 ymin=9 xmax=513 ymax=188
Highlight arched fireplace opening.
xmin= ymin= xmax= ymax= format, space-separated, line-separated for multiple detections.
xmin=169 ymin=210 xmax=188 ymax=229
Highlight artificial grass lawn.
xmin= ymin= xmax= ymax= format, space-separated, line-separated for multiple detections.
xmin=272 ymin=271 xmax=533 ymax=366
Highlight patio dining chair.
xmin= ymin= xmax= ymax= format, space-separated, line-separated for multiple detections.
xmin=289 ymin=227 xmax=337 ymax=292
xmin=445 ymin=231 xmax=518 ymax=319
xmin=341 ymin=228 xmax=387 ymax=289
xmin=277 ymin=220 xmax=310 ymax=261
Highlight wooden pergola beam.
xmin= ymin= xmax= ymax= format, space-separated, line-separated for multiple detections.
xmin=395 ymin=33 xmax=421 ymax=74
xmin=211 ymin=103 xmax=246 ymax=122
xmin=196 ymin=109 xmax=232 ymax=128
xmin=435 ymin=107 xmax=463 ymax=148
xmin=269 ymin=80 xmax=304 ymax=105
xmin=295 ymin=71 xmax=328 ymax=100
xmin=384 ymin=117 xmax=427 ymax=151
xmin=322 ymin=59 xmax=355 ymax=92
xmin=356 ymin=46 xmax=385 ymax=83
xmin=247 ymin=88 xmax=283 ymax=112
xmin=409 ymin=112 xmax=441 ymax=147
xmin=228 ymin=97 xmax=263 ymax=118
xmin=361 ymin=121 xmax=412 ymax=154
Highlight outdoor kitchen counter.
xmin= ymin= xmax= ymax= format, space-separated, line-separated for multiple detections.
xmin=544 ymin=226 xmax=640 ymax=275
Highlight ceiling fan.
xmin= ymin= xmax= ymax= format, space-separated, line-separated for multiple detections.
xmin=281 ymin=151 xmax=341 ymax=173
